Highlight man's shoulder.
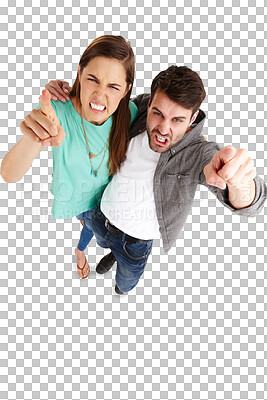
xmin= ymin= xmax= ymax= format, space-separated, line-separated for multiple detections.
xmin=129 ymin=93 xmax=149 ymax=139
xmin=131 ymin=93 xmax=150 ymax=110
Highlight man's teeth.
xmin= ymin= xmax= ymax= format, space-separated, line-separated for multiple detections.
xmin=156 ymin=134 xmax=167 ymax=143
xmin=90 ymin=102 xmax=105 ymax=111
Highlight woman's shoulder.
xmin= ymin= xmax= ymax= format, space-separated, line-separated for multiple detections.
xmin=50 ymin=99 xmax=73 ymax=115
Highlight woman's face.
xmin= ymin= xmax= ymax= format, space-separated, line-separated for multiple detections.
xmin=78 ymin=56 xmax=130 ymax=125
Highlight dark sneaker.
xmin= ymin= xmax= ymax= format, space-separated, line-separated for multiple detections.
xmin=96 ymin=252 xmax=116 ymax=274
xmin=115 ymin=284 xmax=124 ymax=295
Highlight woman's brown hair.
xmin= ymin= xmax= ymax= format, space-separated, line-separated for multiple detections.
xmin=70 ymin=35 xmax=135 ymax=175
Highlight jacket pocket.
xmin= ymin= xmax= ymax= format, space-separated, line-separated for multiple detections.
xmin=164 ymin=173 xmax=197 ymax=205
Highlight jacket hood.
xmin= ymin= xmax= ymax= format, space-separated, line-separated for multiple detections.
xmin=131 ymin=93 xmax=207 ymax=153
xmin=168 ymin=108 xmax=206 ymax=154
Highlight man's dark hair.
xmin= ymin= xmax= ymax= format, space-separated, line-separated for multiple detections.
xmin=150 ymin=65 xmax=206 ymax=117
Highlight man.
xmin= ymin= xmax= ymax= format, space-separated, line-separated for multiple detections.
xmin=88 ymin=66 xmax=266 ymax=294
xmin=45 ymin=66 xmax=267 ymax=295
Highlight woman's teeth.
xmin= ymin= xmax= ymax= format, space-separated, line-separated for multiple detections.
xmin=156 ymin=134 xmax=167 ymax=143
xmin=90 ymin=102 xmax=106 ymax=111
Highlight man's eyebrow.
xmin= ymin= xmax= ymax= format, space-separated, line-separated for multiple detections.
xmin=152 ymin=106 xmax=186 ymax=120
xmin=152 ymin=107 xmax=163 ymax=114
xmin=87 ymin=74 xmax=122 ymax=87
xmin=174 ymin=116 xmax=186 ymax=120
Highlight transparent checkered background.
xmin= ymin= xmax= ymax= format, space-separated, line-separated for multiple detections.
xmin=1 ymin=1 xmax=267 ymax=399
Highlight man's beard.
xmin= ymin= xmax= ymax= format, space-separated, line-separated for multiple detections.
xmin=146 ymin=123 xmax=190 ymax=153
xmin=146 ymin=124 xmax=171 ymax=153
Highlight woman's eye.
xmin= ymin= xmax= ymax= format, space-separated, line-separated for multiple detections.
xmin=87 ymin=78 xmax=97 ymax=83
xmin=110 ymin=86 xmax=119 ymax=91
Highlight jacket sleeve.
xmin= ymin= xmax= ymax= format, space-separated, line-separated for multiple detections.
xmin=198 ymin=141 xmax=267 ymax=217
xmin=129 ymin=94 xmax=150 ymax=139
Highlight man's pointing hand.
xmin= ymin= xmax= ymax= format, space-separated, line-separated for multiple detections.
xmin=204 ymin=146 xmax=256 ymax=190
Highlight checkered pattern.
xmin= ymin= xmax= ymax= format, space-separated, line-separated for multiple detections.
xmin=1 ymin=1 xmax=267 ymax=399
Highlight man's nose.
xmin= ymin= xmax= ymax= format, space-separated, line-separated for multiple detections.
xmin=158 ymin=120 xmax=171 ymax=135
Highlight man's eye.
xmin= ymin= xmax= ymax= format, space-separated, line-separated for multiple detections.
xmin=174 ymin=118 xmax=181 ymax=122
xmin=154 ymin=112 xmax=162 ymax=117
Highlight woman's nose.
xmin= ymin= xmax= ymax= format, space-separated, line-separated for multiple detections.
xmin=94 ymin=85 xmax=106 ymax=99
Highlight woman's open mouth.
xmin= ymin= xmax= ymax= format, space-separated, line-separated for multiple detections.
xmin=89 ymin=102 xmax=106 ymax=113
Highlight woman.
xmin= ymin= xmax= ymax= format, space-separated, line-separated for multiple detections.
xmin=1 ymin=35 xmax=137 ymax=279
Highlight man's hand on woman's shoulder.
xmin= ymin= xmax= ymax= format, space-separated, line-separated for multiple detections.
xmin=45 ymin=80 xmax=72 ymax=102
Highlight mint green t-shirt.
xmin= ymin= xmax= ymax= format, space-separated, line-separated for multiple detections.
xmin=37 ymin=99 xmax=138 ymax=219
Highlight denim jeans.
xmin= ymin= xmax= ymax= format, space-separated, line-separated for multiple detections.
xmin=76 ymin=208 xmax=96 ymax=251
xmin=91 ymin=205 xmax=153 ymax=293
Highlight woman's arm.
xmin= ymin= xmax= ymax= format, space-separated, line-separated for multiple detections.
xmin=1 ymin=90 xmax=66 ymax=183
xmin=1 ymin=136 xmax=43 ymax=183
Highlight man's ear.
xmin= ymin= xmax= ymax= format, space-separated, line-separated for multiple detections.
xmin=147 ymin=97 xmax=151 ymax=108
xmin=190 ymin=110 xmax=199 ymax=125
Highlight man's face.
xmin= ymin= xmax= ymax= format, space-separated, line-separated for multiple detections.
xmin=146 ymin=90 xmax=198 ymax=153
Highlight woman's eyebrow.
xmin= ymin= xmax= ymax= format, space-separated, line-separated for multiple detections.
xmin=87 ymin=74 xmax=99 ymax=80
xmin=87 ymin=74 xmax=122 ymax=87
xmin=109 ymin=83 xmax=122 ymax=87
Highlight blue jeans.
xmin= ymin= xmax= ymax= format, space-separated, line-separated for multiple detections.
xmin=76 ymin=208 xmax=96 ymax=251
xmin=91 ymin=206 xmax=153 ymax=293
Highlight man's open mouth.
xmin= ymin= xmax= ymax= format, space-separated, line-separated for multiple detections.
xmin=154 ymin=133 xmax=168 ymax=146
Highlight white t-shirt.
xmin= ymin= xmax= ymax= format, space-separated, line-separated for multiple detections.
xmin=101 ymin=131 xmax=161 ymax=239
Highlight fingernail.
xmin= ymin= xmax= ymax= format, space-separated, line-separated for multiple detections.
xmin=52 ymin=96 xmax=57 ymax=101
xmin=61 ymin=98 xmax=66 ymax=102
xmin=43 ymin=142 xmax=51 ymax=147
xmin=66 ymin=96 xmax=70 ymax=101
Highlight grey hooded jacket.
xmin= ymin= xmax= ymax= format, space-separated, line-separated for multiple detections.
xmin=130 ymin=94 xmax=267 ymax=253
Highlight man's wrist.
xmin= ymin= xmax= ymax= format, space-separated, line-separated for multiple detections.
xmin=227 ymin=179 xmax=256 ymax=210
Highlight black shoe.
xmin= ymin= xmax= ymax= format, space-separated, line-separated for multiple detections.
xmin=115 ymin=284 xmax=124 ymax=295
xmin=96 ymin=252 xmax=116 ymax=274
